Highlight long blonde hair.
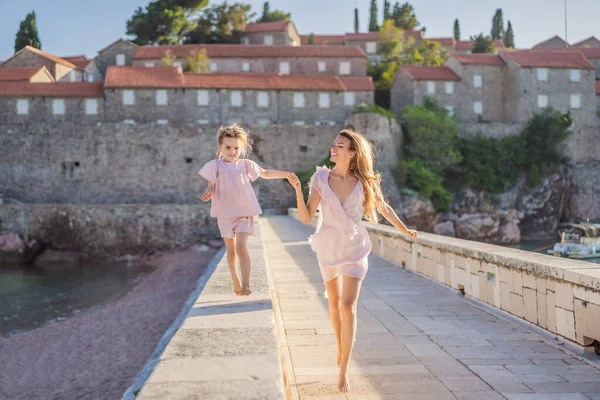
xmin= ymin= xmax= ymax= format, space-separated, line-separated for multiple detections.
xmin=339 ymin=129 xmax=385 ymax=224
xmin=216 ymin=124 xmax=252 ymax=158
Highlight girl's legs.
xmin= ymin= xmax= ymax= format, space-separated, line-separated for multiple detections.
xmin=338 ymin=276 xmax=362 ymax=394
xmin=235 ymin=232 xmax=252 ymax=295
xmin=324 ymin=276 xmax=343 ymax=367
xmin=223 ymin=238 xmax=242 ymax=296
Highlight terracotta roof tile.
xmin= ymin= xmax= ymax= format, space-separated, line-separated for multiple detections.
xmin=63 ymin=56 xmax=92 ymax=69
xmin=0 ymin=82 xmax=103 ymax=97
xmin=404 ymin=30 xmax=424 ymax=39
xmin=501 ymin=51 xmax=595 ymax=69
xmin=133 ymin=44 xmax=366 ymax=59
xmin=544 ymin=47 xmax=600 ymax=59
xmin=300 ymin=35 xmax=345 ymax=45
xmin=0 ymin=67 xmax=50 ymax=82
xmin=452 ymin=54 xmax=506 ymax=66
xmin=105 ymin=66 xmax=184 ymax=88
xmin=338 ymin=76 xmax=375 ymax=91
xmin=456 ymin=40 xmax=473 ymax=50
xmin=596 ymin=81 xmax=600 ymax=95
xmin=401 ymin=66 xmax=461 ymax=81
xmin=19 ymin=46 xmax=81 ymax=70
xmin=244 ymin=21 xmax=290 ymax=33
xmin=426 ymin=37 xmax=455 ymax=46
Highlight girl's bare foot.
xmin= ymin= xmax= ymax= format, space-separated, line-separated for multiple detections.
xmin=242 ymin=286 xmax=252 ymax=296
xmin=337 ymin=368 xmax=350 ymax=393
xmin=233 ymin=281 xmax=243 ymax=296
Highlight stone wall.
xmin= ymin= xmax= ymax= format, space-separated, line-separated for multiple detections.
xmin=0 ymin=204 xmax=218 ymax=256
xmin=95 ymin=40 xmax=138 ymax=77
xmin=0 ymin=97 xmax=104 ymax=124
xmin=1 ymin=51 xmax=59 ymax=79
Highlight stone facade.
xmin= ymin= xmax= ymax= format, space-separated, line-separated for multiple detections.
xmin=532 ymin=36 xmax=570 ymax=49
xmin=0 ymin=96 xmax=104 ymax=124
xmin=1 ymin=50 xmax=79 ymax=82
xmin=94 ymin=39 xmax=138 ymax=77
xmin=240 ymin=23 xmax=300 ymax=46
xmin=572 ymin=37 xmax=600 ymax=48
xmin=84 ymin=61 xmax=103 ymax=82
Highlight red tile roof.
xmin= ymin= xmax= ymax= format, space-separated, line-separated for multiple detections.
xmin=405 ymin=30 xmax=425 ymax=40
xmin=596 ymin=81 xmax=600 ymax=95
xmin=244 ymin=21 xmax=290 ymax=33
xmin=105 ymin=66 xmax=184 ymax=88
xmin=0 ymin=82 xmax=103 ymax=97
xmin=426 ymin=37 xmax=455 ymax=46
xmin=300 ymin=35 xmax=345 ymax=45
xmin=452 ymin=54 xmax=506 ymax=66
xmin=63 ymin=56 xmax=92 ymax=69
xmin=401 ymin=66 xmax=461 ymax=81
xmin=17 ymin=46 xmax=81 ymax=70
xmin=531 ymin=35 xmax=569 ymax=49
xmin=501 ymin=51 xmax=595 ymax=69
xmin=545 ymin=47 xmax=600 ymax=60
xmin=133 ymin=44 xmax=366 ymax=59
xmin=338 ymin=76 xmax=375 ymax=91
xmin=456 ymin=40 xmax=473 ymax=51
xmin=0 ymin=67 xmax=51 ymax=82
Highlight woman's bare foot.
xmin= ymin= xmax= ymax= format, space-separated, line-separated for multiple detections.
xmin=242 ymin=286 xmax=252 ymax=296
xmin=337 ymin=368 xmax=350 ymax=393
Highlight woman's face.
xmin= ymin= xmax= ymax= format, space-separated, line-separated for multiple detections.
xmin=219 ymin=137 xmax=243 ymax=162
xmin=330 ymin=135 xmax=355 ymax=165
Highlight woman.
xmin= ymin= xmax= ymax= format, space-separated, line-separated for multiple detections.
xmin=289 ymin=129 xmax=417 ymax=393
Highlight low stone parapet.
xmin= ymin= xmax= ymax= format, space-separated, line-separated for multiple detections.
xmin=288 ymin=208 xmax=600 ymax=353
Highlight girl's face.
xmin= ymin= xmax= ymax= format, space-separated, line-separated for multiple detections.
xmin=219 ymin=137 xmax=243 ymax=162
xmin=330 ymin=135 xmax=355 ymax=165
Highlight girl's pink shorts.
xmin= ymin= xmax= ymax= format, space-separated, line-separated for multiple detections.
xmin=217 ymin=216 xmax=254 ymax=238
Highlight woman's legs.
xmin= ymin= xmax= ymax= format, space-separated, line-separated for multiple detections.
xmin=338 ymin=275 xmax=362 ymax=393
xmin=223 ymin=238 xmax=242 ymax=295
xmin=324 ymin=276 xmax=343 ymax=367
xmin=235 ymin=232 xmax=252 ymax=295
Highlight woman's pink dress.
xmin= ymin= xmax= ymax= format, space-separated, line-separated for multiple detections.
xmin=308 ymin=166 xmax=371 ymax=282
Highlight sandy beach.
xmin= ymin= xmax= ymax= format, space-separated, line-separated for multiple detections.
xmin=0 ymin=245 xmax=219 ymax=400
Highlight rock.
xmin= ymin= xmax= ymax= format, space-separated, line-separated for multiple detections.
xmin=433 ymin=221 xmax=456 ymax=237
xmin=564 ymin=161 xmax=600 ymax=222
xmin=194 ymin=244 xmax=211 ymax=253
xmin=398 ymin=193 xmax=440 ymax=232
xmin=0 ymin=233 xmax=43 ymax=264
xmin=33 ymin=250 xmax=84 ymax=269
xmin=208 ymin=239 xmax=224 ymax=249
xmin=499 ymin=209 xmax=521 ymax=245
xmin=454 ymin=210 xmax=520 ymax=244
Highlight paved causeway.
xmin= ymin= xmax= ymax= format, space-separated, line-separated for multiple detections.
xmin=261 ymin=216 xmax=600 ymax=400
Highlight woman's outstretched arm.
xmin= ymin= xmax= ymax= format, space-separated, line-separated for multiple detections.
xmin=377 ymin=201 xmax=418 ymax=239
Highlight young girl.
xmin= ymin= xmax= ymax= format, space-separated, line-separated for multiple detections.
xmin=288 ymin=129 xmax=417 ymax=394
xmin=199 ymin=124 xmax=295 ymax=296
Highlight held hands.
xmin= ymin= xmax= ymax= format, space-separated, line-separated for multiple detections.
xmin=287 ymin=172 xmax=302 ymax=191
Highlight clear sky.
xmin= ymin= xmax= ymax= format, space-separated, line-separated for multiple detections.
xmin=1 ymin=0 xmax=599 ymax=60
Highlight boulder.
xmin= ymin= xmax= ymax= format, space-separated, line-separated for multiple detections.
xmin=33 ymin=249 xmax=84 ymax=269
xmin=454 ymin=210 xmax=520 ymax=245
xmin=398 ymin=193 xmax=440 ymax=232
xmin=0 ymin=233 xmax=43 ymax=264
xmin=433 ymin=221 xmax=456 ymax=237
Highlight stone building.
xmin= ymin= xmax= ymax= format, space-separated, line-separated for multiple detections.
xmin=240 ymin=21 xmax=300 ymax=46
xmin=94 ymin=39 xmax=138 ymax=77
xmin=344 ymin=30 xmax=424 ymax=63
xmin=0 ymin=66 xmax=54 ymax=83
xmin=131 ymin=44 xmax=367 ymax=76
xmin=62 ymin=55 xmax=102 ymax=82
xmin=532 ymin=35 xmax=570 ymax=50
xmin=390 ymin=65 xmax=460 ymax=117
xmin=571 ymin=36 xmax=600 ymax=48
xmin=102 ymin=66 xmax=373 ymax=125
xmin=300 ymin=35 xmax=345 ymax=45
xmin=1 ymin=46 xmax=83 ymax=82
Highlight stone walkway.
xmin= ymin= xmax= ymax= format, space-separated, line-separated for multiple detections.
xmin=261 ymin=216 xmax=600 ymax=400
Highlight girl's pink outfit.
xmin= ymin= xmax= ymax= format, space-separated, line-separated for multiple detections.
xmin=308 ymin=166 xmax=371 ymax=282
xmin=199 ymin=158 xmax=264 ymax=238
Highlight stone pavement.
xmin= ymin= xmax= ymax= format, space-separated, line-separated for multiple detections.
xmin=261 ymin=215 xmax=600 ymax=400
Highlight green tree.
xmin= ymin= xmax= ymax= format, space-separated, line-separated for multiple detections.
xmin=491 ymin=8 xmax=504 ymax=40
xmin=256 ymin=1 xmax=290 ymax=23
xmin=368 ymin=0 xmax=379 ymax=32
xmin=185 ymin=49 xmax=210 ymax=72
xmin=354 ymin=8 xmax=359 ymax=33
xmin=417 ymin=40 xmax=447 ymax=66
xmin=471 ymin=33 xmax=494 ymax=53
xmin=184 ymin=2 xmax=254 ymax=44
xmin=504 ymin=21 xmax=515 ymax=48
xmin=126 ymin=0 xmax=207 ymax=45
xmin=383 ymin=0 xmax=391 ymax=20
xmin=14 ymin=11 xmax=42 ymax=52
xmin=161 ymin=49 xmax=176 ymax=66
xmin=391 ymin=2 xmax=419 ymax=31
xmin=307 ymin=33 xmax=315 ymax=45
xmin=453 ymin=18 xmax=460 ymax=41
xmin=379 ymin=20 xmax=405 ymax=59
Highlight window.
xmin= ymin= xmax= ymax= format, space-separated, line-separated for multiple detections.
xmin=344 ymin=92 xmax=355 ymax=106
xmin=318 ymin=61 xmax=326 ymax=72
xmin=293 ymin=121 xmax=305 ymax=126
xmin=570 ymin=69 xmax=581 ymax=82
xmin=242 ymin=62 xmax=250 ymax=72
xmin=445 ymin=106 xmax=454 ymax=117
xmin=319 ymin=93 xmax=330 ymax=108
xmin=264 ymin=35 xmax=273 ymax=45
xmin=427 ymin=81 xmax=436 ymax=94
xmin=339 ymin=61 xmax=351 ymax=75
xmin=210 ymin=62 xmax=217 ymax=72
xmin=279 ymin=62 xmax=290 ymax=74
xmin=537 ymin=68 xmax=548 ymax=82
xmin=156 ymin=90 xmax=168 ymax=105
xmin=445 ymin=82 xmax=454 ymax=94
xmin=85 ymin=99 xmax=98 ymax=115
xmin=52 ymin=99 xmax=65 ymax=115
xmin=241 ymin=36 xmax=249 ymax=45
xmin=172 ymin=61 xmax=182 ymax=68
xmin=16 ymin=99 xmax=28 ymax=115
xmin=123 ymin=90 xmax=135 ymax=105
xmin=144 ymin=62 xmax=155 ymax=68
xmin=473 ymin=75 xmax=482 ymax=88
xmin=537 ymin=95 xmax=548 ymax=108
xmin=366 ymin=42 xmax=377 ymax=54
xmin=230 ymin=91 xmax=243 ymax=107
xmin=293 ymin=93 xmax=305 ymax=108
xmin=473 ymin=101 xmax=483 ymax=115
xmin=116 ymin=54 xmax=126 ymax=66
xmin=157 ymin=119 xmax=169 ymax=125
xmin=256 ymin=92 xmax=269 ymax=108
xmin=197 ymin=90 xmax=209 ymax=106
xmin=197 ymin=119 xmax=210 ymax=125
xmin=570 ymin=94 xmax=581 ymax=109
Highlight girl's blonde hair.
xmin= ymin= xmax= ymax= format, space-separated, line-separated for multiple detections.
xmin=216 ymin=124 xmax=252 ymax=158
xmin=339 ymin=129 xmax=385 ymax=224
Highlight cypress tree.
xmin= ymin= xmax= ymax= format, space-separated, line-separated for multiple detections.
xmin=14 ymin=11 xmax=42 ymax=52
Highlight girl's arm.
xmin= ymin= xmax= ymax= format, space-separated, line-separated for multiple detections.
xmin=377 ymin=201 xmax=418 ymax=239
xmin=201 ymin=182 xmax=215 ymax=202
xmin=261 ymin=170 xmax=293 ymax=180
xmin=289 ymin=174 xmax=320 ymax=225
